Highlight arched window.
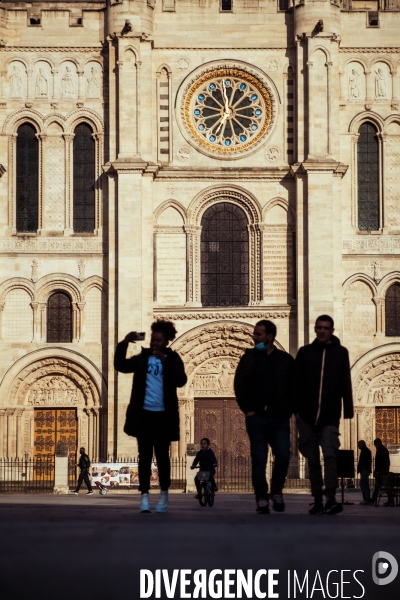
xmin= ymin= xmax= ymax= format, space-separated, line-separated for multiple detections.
xmin=201 ymin=202 xmax=249 ymax=307
xmin=385 ymin=283 xmax=400 ymax=336
xmin=16 ymin=123 xmax=39 ymax=233
xmin=73 ymin=123 xmax=95 ymax=233
xmin=357 ymin=122 xmax=379 ymax=231
xmin=47 ymin=292 xmax=72 ymax=342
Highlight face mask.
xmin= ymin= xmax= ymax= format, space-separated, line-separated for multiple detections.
xmin=255 ymin=341 xmax=267 ymax=351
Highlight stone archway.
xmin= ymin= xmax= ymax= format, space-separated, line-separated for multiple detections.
xmin=0 ymin=352 xmax=103 ymax=459
xmin=351 ymin=346 xmax=400 ymax=450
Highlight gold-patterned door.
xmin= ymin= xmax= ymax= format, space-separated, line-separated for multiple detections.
xmin=34 ymin=409 xmax=77 ymax=479
xmin=194 ymin=398 xmax=250 ymax=488
xmin=375 ymin=407 xmax=400 ymax=446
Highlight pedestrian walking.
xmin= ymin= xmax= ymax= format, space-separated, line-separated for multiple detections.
xmin=114 ymin=320 xmax=187 ymax=513
xmin=295 ymin=315 xmax=353 ymax=515
xmin=73 ymin=447 xmax=93 ymax=495
xmin=372 ymin=438 xmax=390 ymax=505
xmin=234 ymin=319 xmax=295 ymax=514
xmin=357 ymin=440 xmax=373 ymax=504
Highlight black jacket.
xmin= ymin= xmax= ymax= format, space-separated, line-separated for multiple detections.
xmin=234 ymin=347 xmax=295 ymax=419
xmin=78 ymin=453 xmax=90 ymax=470
xmin=114 ymin=342 xmax=187 ymax=441
xmin=295 ymin=335 xmax=353 ymax=427
xmin=374 ymin=444 xmax=390 ymax=474
xmin=357 ymin=446 xmax=372 ymax=474
xmin=191 ymin=448 xmax=218 ymax=471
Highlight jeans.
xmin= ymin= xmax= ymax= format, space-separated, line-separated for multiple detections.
xmin=137 ymin=410 xmax=171 ymax=493
xmin=245 ymin=414 xmax=291 ymax=500
xmin=359 ymin=469 xmax=371 ymax=502
xmin=75 ymin=467 xmax=92 ymax=492
xmin=297 ymin=416 xmax=340 ymax=499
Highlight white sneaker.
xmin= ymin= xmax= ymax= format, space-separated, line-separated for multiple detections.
xmin=140 ymin=493 xmax=151 ymax=513
xmin=155 ymin=490 xmax=169 ymax=513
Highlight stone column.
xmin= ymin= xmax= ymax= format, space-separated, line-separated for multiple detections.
xmin=71 ymin=303 xmax=78 ymax=342
xmin=391 ymin=66 xmax=399 ymax=110
xmin=37 ymin=134 xmax=46 ymax=233
xmin=365 ymin=70 xmax=373 ymax=110
xmin=93 ymin=133 xmax=104 ymax=234
xmin=51 ymin=69 xmax=59 ymax=104
xmin=0 ymin=302 xmax=4 ymax=340
xmin=0 ymin=409 xmax=6 ymax=457
xmin=39 ymin=302 xmax=46 ymax=341
xmin=9 ymin=135 xmax=17 ymax=234
xmin=15 ymin=409 xmax=24 ymax=459
xmin=77 ymin=302 xmax=85 ymax=341
xmin=26 ymin=68 xmax=33 ymax=102
xmin=6 ymin=409 xmax=15 ymax=457
xmin=31 ymin=302 xmax=39 ymax=341
xmin=184 ymin=225 xmax=202 ymax=307
xmin=77 ymin=69 xmax=85 ymax=104
xmin=63 ymin=134 xmax=74 ymax=234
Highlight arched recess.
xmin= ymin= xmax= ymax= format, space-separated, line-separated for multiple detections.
xmin=36 ymin=274 xmax=82 ymax=342
xmin=309 ymin=48 xmax=329 ymax=157
xmin=154 ymin=201 xmax=187 ymax=307
xmin=0 ymin=347 xmax=106 ymax=458
xmin=82 ymin=277 xmax=108 ymax=344
xmin=261 ymin=198 xmax=296 ymax=304
xmin=0 ymin=279 xmax=35 ymax=343
xmin=348 ymin=114 xmax=383 ymax=230
xmin=343 ymin=277 xmax=376 ymax=363
xmin=186 ymin=186 xmax=262 ymax=306
xmin=156 ymin=64 xmax=172 ymax=163
xmin=350 ymin=344 xmax=400 ymax=450
xmin=169 ymin=320 xmax=285 ymax=456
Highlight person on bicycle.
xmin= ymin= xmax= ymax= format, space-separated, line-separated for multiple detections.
xmin=190 ymin=438 xmax=218 ymax=498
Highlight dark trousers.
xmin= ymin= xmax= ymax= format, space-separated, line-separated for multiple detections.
xmin=297 ymin=416 xmax=340 ymax=499
xmin=359 ymin=469 xmax=371 ymax=502
xmin=75 ymin=468 xmax=92 ymax=492
xmin=137 ymin=410 xmax=171 ymax=493
xmin=245 ymin=414 xmax=291 ymax=500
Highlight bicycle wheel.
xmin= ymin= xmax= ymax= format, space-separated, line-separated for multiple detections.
xmin=207 ymin=485 xmax=215 ymax=507
xmin=198 ymin=481 xmax=207 ymax=506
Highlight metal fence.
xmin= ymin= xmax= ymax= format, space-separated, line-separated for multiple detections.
xmin=0 ymin=457 xmax=55 ymax=493
xmin=0 ymin=455 xmax=375 ymax=494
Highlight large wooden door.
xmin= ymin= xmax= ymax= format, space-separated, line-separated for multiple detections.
xmin=34 ymin=409 xmax=77 ymax=479
xmin=375 ymin=407 xmax=400 ymax=445
xmin=194 ymin=398 xmax=250 ymax=488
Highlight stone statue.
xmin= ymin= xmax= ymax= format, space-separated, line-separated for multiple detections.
xmin=86 ymin=66 xmax=100 ymax=98
xmin=36 ymin=68 xmax=48 ymax=97
xmin=348 ymin=69 xmax=361 ymax=99
xmin=61 ymin=66 xmax=74 ymax=97
xmin=10 ymin=65 xmax=22 ymax=97
xmin=375 ymin=68 xmax=387 ymax=98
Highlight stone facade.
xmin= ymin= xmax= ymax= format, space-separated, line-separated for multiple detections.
xmin=0 ymin=0 xmax=399 ymax=459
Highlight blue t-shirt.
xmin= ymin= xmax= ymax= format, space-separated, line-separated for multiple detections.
xmin=143 ymin=355 xmax=164 ymax=411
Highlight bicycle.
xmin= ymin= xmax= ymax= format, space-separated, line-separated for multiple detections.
xmin=195 ymin=469 xmax=215 ymax=507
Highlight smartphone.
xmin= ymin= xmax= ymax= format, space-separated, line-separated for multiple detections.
xmin=135 ymin=332 xmax=146 ymax=341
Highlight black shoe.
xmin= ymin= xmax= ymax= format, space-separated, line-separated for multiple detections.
xmin=272 ymin=493 xmax=285 ymax=513
xmin=256 ymin=498 xmax=270 ymax=514
xmin=86 ymin=491 xmax=94 ymax=495
xmin=309 ymin=501 xmax=324 ymax=515
xmin=324 ymin=497 xmax=343 ymax=515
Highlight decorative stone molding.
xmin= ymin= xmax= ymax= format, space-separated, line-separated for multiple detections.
xmin=353 ymin=351 xmax=400 ymax=405
xmin=0 ymin=238 xmax=107 ymax=254
xmin=343 ymin=237 xmax=400 ymax=254
xmin=154 ymin=310 xmax=291 ymax=320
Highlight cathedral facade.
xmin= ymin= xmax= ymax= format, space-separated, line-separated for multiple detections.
xmin=0 ymin=0 xmax=399 ymax=466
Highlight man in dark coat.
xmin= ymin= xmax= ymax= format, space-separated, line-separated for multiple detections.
xmin=295 ymin=315 xmax=353 ymax=515
xmin=234 ymin=319 xmax=295 ymax=514
xmin=73 ymin=447 xmax=93 ymax=495
xmin=357 ymin=440 xmax=373 ymax=504
xmin=372 ymin=438 xmax=390 ymax=505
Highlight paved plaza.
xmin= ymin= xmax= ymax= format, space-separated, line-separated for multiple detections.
xmin=0 ymin=491 xmax=399 ymax=600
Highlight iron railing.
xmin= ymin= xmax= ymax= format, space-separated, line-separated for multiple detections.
xmin=0 ymin=455 xmax=376 ymax=494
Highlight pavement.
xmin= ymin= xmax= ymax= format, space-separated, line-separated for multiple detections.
xmin=0 ymin=491 xmax=399 ymax=600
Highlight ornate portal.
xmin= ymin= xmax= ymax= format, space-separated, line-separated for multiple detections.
xmin=181 ymin=67 xmax=273 ymax=157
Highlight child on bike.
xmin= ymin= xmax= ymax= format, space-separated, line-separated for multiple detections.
xmin=190 ymin=437 xmax=218 ymax=498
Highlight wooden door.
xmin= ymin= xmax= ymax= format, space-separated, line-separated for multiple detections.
xmin=34 ymin=409 xmax=77 ymax=479
xmin=194 ymin=398 xmax=250 ymax=488
xmin=375 ymin=407 xmax=400 ymax=445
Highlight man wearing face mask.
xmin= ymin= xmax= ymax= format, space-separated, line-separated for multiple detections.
xmin=234 ymin=320 xmax=295 ymax=514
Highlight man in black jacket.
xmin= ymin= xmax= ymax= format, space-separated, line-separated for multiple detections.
xmin=295 ymin=315 xmax=353 ymax=515
xmin=73 ymin=447 xmax=93 ymax=495
xmin=372 ymin=438 xmax=390 ymax=505
xmin=234 ymin=320 xmax=295 ymax=514
xmin=357 ymin=440 xmax=373 ymax=504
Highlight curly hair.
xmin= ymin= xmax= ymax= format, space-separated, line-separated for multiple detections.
xmin=151 ymin=319 xmax=177 ymax=342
